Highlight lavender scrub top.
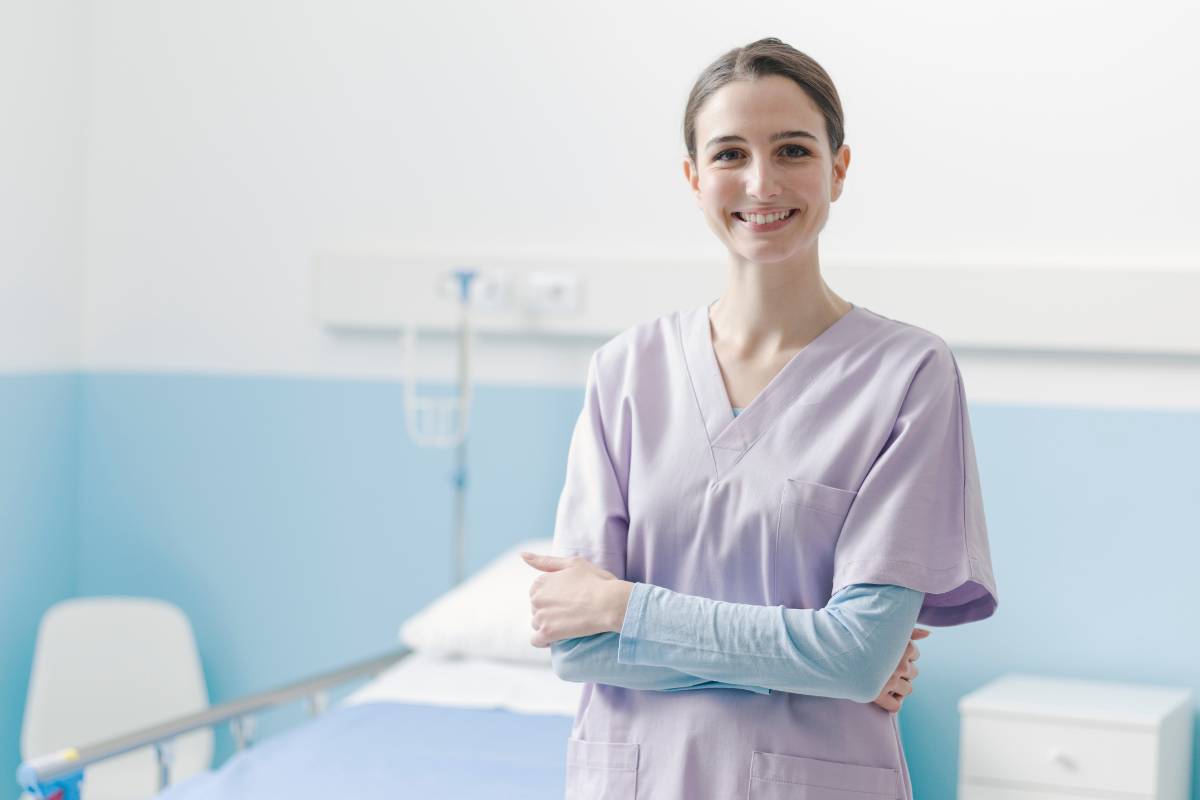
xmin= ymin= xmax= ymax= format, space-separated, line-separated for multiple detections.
xmin=550 ymin=301 xmax=998 ymax=799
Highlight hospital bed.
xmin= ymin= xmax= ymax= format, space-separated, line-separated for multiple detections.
xmin=17 ymin=540 xmax=582 ymax=799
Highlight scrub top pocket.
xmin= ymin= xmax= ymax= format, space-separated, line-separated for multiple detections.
xmin=565 ymin=737 xmax=639 ymax=799
xmin=747 ymin=751 xmax=903 ymax=799
xmin=773 ymin=478 xmax=858 ymax=609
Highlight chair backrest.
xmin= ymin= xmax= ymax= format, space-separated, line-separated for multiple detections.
xmin=21 ymin=597 xmax=213 ymax=799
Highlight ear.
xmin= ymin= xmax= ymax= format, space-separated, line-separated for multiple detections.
xmin=682 ymin=156 xmax=702 ymax=207
xmin=830 ymin=144 xmax=851 ymax=202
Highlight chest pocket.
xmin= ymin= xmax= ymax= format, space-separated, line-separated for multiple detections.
xmin=772 ymin=478 xmax=858 ymax=609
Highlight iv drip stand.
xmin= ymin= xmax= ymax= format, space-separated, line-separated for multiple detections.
xmin=449 ymin=269 xmax=474 ymax=587
xmin=402 ymin=268 xmax=477 ymax=588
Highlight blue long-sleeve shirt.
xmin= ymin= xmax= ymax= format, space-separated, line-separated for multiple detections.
xmin=552 ymin=582 xmax=924 ymax=703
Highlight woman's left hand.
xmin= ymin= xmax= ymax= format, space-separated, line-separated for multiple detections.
xmin=522 ymin=552 xmax=633 ymax=647
xmin=872 ymin=628 xmax=928 ymax=713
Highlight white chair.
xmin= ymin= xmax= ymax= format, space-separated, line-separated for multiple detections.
xmin=20 ymin=598 xmax=213 ymax=800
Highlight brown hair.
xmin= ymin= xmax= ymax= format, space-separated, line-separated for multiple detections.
xmin=682 ymin=38 xmax=845 ymax=164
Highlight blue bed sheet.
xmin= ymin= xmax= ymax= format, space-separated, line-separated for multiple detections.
xmin=155 ymin=701 xmax=575 ymax=798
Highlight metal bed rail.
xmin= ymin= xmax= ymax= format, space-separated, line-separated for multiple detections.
xmin=16 ymin=646 xmax=412 ymax=799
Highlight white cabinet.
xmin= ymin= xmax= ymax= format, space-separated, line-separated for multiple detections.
xmin=958 ymin=674 xmax=1193 ymax=800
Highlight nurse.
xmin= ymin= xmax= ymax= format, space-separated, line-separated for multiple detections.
xmin=523 ymin=37 xmax=998 ymax=799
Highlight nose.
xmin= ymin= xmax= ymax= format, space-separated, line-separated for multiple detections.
xmin=745 ymin=157 xmax=783 ymax=200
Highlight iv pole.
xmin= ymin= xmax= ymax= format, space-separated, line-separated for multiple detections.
xmin=402 ymin=268 xmax=477 ymax=587
xmin=449 ymin=269 xmax=473 ymax=586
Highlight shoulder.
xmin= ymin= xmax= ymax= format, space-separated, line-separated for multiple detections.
xmin=588 ymin=308 xmax=685 ymax=383
xmin=855 ymin=306 xmax=961 ymax=387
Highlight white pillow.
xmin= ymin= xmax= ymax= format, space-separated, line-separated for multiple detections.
xmin=398 ymin=538 xmax=557 ymax=664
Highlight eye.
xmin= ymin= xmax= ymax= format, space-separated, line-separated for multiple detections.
xmin=713 ymin=144 xmax=810 ymax=162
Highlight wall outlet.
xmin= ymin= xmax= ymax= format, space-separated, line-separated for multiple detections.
xmin=524 ymin=271 xmax=582 ymax=315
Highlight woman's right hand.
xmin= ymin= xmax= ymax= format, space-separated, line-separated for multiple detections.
xmin=872 ymin=628 xmax=929 ymax=713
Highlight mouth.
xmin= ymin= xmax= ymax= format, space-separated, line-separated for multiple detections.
xmin=733 ymin=208 xmax=799 ymax=232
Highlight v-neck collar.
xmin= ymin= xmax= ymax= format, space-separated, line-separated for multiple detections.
xmin=679 ymin=299 xmax=867 ymax=478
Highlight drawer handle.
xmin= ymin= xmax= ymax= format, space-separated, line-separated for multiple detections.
xmin=1047 ymin=748 xmax=1077 ymax=771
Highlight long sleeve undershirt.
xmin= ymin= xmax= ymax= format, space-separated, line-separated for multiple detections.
xmin=551 ymin=582 xmax=924 ymax=703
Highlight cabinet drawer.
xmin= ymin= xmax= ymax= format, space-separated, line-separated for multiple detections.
xmin=959 ymin=780 xmax=1151 ymax=800
xmin=960 ymin=714 xmax=1158 ymax=795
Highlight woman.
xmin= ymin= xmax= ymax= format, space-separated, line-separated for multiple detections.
xmin=523 ymin=38 xmax=998 ymax=799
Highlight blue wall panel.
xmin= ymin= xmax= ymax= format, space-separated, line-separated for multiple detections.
xmin=0 ymin=372 xmax=79 ymax=785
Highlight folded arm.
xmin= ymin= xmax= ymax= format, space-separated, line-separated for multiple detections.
xmin=613 ymin=582 xmax=924 ymax=703
xmin=552 ymin=582 xmax=922 ymax=702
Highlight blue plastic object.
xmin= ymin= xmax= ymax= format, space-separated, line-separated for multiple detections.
xmin=16 ymin=758 xmax=83 ymax=800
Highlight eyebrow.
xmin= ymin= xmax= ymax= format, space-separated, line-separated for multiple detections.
xmin=705 ymin=130 xmax=818 ymax=151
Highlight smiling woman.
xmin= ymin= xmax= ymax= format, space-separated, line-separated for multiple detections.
xmin=529 ymin=36 xmax=999 ymax=800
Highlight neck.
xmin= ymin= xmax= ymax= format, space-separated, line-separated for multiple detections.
xmin=709 ymin=245 xmax=850 ymax=356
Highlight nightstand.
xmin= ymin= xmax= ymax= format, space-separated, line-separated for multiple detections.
xmin=958 ymin=674 xmax=1193 ymax=799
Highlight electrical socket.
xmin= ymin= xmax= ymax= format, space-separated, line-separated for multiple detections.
xmin=524 ymin=271 xmax=583 ymax=315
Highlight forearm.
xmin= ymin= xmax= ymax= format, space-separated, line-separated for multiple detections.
xmin=552 ymin=632 xmax=770 ymax=694
xmin=616 ymin=582 xmax=923 ymax=703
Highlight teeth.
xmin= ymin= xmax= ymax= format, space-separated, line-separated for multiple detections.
xmin=738 ymin=209 xmax=793 ymax=225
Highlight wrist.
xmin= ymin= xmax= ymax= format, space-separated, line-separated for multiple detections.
xmin=608 ymin=580 xmax=636 ymax=633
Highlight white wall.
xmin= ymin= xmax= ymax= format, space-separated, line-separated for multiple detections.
xmin=72 ymin=0 xmax=1200 ymax=407
xmin=0 ymin=0 xmax=86 ymax=369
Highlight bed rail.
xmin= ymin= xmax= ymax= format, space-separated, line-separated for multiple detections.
xmin=16 ymin=646 xmax=411 ymax=800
